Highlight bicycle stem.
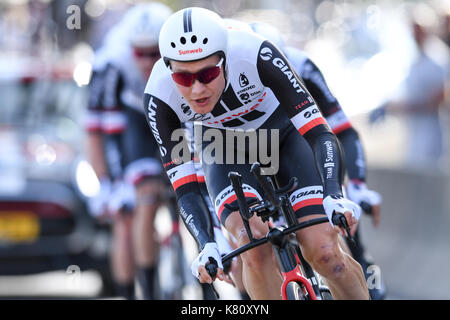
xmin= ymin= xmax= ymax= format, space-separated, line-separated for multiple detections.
xmin=228 ymin=172 xmax=255 ymax=241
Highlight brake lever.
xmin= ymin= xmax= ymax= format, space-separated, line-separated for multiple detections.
xmin=332 ymin=212 xmax=355 ymax=245
xmin=205 ymin=257 xmax=220 ymax=299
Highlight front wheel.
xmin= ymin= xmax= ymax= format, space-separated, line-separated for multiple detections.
xmin=320 ymin=288 xmax=333 ymax=300
xmin=286 ymin=282 xmax=307 ymax=300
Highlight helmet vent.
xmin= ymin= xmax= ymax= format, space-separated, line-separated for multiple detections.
xmin=171 ymin=42 xmax=176 ymax=48
xmin=203 ymin=38 xmax=208 ymax=44
xmin=191 ymin=35 xmax=197 ymax=43
xmin=180 ymin=37 xmax=186 ymax=44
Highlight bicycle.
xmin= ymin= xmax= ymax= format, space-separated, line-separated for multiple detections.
xmin=206 ymin=162 xmax=354 ymax=300
xmin=157 ymin=188 xmax=222 ymax=300
xmin=156 ymin=189 xmax=192 ymax=299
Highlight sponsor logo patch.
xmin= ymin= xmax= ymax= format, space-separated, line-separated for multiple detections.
xmin=259 ymin=47 xmax=273 ymax=61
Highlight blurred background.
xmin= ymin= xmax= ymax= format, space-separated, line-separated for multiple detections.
xmin=1 ymin=0 xmax=450 ymax=300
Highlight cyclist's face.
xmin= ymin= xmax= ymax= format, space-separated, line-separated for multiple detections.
xmin=170 ymin=55 xmax=225 ymax=114
xmin=133 ymin=45 xmax=161 ymax=79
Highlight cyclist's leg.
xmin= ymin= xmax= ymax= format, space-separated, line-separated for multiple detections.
xmin=111 ymin=212 xmax=136 ymax=299
xmin=202 ymin=158 xmax=282 ymax=300
xmin=225 ymin=232 xmax=251 ymax=300
xmin=224 ymin=212 xmax=282 ymax=300
xmin=345 ymin=227 xmax=386 ymax=300
xmin=122 ymin=107 xmax=165 ymax=299
xmin=296 ymin=216 xmax=368 ymax=299
xmin=276 ymin=124 xmax=369 ymax=300
xmin=103 ymin=133 xmax=136 ymax=299
xmin=132 ymin=176 xmax=164 ymax=299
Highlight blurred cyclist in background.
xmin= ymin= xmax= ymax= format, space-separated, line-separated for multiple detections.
xmin=370 ymin=6 xmax=447 ymax=169
xmin=249 ymin=21 xmax=386 ymax=300
xmin=85 ymin=3 xmax=172 ymax=299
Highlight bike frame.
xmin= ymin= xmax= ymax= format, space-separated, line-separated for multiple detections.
xmin=266 ymin=227 xmax=317 ymax=300
xmin=220 ymin=216 xmax=329 ymax=300
xmin=217 ymin=164 xmax=334 ymax=300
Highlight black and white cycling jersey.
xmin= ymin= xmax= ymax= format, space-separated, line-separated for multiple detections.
xmin=144 ymin=29 xmax=345 ymax=249
xmin=283 ymin=46 xmax=366 ymax=182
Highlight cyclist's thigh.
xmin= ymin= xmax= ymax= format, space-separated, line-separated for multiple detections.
xmin=202 ymin=159 xmax=262 ymax=228
xmin=121 ymin=107 xmax=165 ymax=190
xmin=268 ymin=112 xmax=337 ymax=251
xmin=224 ymin=210 xmax=270 ymax=244
xmin=276 ymin=121 xmax=326 ymax=220
xmin=295 ymin=214 xmax=339 ymax=263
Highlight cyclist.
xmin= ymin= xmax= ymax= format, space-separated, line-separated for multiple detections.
xmin=85 ymin=3 xmax=172 ymax=299
xmin=143 ymin=7 xmax=369 ymax=299
xmin=249 ymin=21 xmax=385 ymax=300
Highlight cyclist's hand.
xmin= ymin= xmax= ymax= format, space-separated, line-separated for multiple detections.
xmin=346 ymin=181 xmax=382 ymax=228
xmin=88 ymin=177 xmax=112 ymax=220
xmin=191 ymin=243 xmax=225 ymax=284
xmin=107 ymin=180 xmax=135 ymax=214
xmin=369 ymin=105 xmax=386 ymax=124
xmin=323 ymin=195 xmax=361 ymax=237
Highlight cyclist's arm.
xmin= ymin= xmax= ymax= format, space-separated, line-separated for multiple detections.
xmin=85 ymin=69 xmax=109 ymax=181
xmin=257 ymin=41 xmax=344 ymax=197
xmin=300 ymin=61 xmax=381 ymax=219
xmin=143 ymin=93 xmax=215 ymax=249
xmin=299 ymin=58 xmax=366 ymax=182
xmin=85 ymin=65 xmax=126 ymax=181
xmin=185 ymin=122 xmax=221 ymax=230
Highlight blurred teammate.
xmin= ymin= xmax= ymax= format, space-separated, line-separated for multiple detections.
xmin=248 ymin=21 xmax=385 ymax=299
xmin=85 ymin=3 xmax=172 ymax=299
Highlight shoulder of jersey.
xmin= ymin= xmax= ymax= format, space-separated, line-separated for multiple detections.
xmin=227 ymin=28 xmax=266 ymax=63
xmin=144 ymin=58 xmax=176 ymax=101
xmin=283 ymin=46 xmax=309 ymax=69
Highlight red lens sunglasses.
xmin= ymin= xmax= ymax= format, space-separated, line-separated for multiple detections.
xmin=171 ymin=58 xmax=224 ymax=87
xmin=133 ymin=48 xmax=161 ymax=59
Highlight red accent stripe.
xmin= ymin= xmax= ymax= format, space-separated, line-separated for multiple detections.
xmin=298 ymin=117 xmax=327 ymax=135
xmin=332 ymin=122 xmax=352 ymax=135
xmin=292 ymin=198 xmax=323 ymax=212
xmin=0 ymin=202 xmax=71 ymax=218
xmin=102 ymin=106 xmax=122 ymax=112
xmin=218 ymin=192 xmax=258 ymax=222
xmin=197 ymin=175 xmax=205 ymax=183
xmin=350 ymin=179 xmax=364 ymax=185
xmin=281 ymin=267 xmax=318 ymax=300
xmin=102 ymin=127 xmax=126 ymax=134
xmin=86 ymin=125 xmax=102 ymax=133
xmin=132 ymin=173 xmax=161 ymax=186
xmin=172 ymin=174 xmax=198 ymax=190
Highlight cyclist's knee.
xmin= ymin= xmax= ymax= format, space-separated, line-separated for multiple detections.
xmin=135 ymin=178 xmax=163 ymax=208
xmin=234 ymin=221 xmax=270 ymax=270
xmin=303 ymin=239 xmax=347 ymax=279
xmin=136 ymin=178 xmax=161 ymax=194
xmin=113 ymin=216 xmax=133 ymax=239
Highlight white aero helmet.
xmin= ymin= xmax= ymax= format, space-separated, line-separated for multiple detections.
xmin=250 ymin=22 xmax=285 ymax=51
xmin=121 ymin=2 xmax=173 ymax=48
xmin=159 ymin=7 xmax=228 ymax=66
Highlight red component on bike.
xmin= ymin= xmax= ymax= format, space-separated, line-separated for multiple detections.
xmin=172 ymin=220 xmax=180 ymax=234
xmin=281 ymin=267 xmax=317 ymax=300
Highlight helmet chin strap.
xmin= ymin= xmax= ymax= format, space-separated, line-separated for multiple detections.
xmin=223 ymin=57 xmax=230 ymax=91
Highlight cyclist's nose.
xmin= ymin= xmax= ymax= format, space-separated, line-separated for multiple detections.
xmin=191 ymin=79 xmax=206 ymax=95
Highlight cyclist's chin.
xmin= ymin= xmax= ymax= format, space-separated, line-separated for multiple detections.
xmin=191 ymin=98 xmax=217 ymax=114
